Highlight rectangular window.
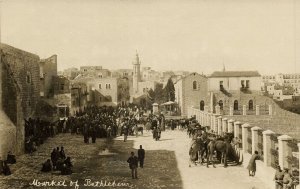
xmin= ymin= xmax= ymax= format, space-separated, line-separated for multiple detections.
xmin=60 ymin=84 xmax=64 ymax=90
xmin=99 ymin=97 xmax=102 ymax=102
xmin=106 ymin=84 xmax=111 ymax=89
xmin=241 ymin=80 xmax=245 ymax=88
xmin=99 ymin=84 xmax=102 ymax=89
xmin=219 ymin=81 xmax=224 ymax=90
xmin=246 ymin=80 xmax=250 ymax=88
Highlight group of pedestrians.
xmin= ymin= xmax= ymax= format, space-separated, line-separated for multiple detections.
xmin=41 ymin=146 xmax=73 ymax=175
xmin=127 ymin=145 xmax=145 ymax=179
xmin=274 ymin=165 xmax=299 ymax=189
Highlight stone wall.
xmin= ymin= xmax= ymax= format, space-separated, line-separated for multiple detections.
xmin=0 ymin=43 xmax=40 ymax=119
xmin=40 ymin=55 xmax=57 ymax=98
xmin=0 ymin=43 xmax=41 ymax=156
xmin=188 ymin=107 xmax=300 ymax=189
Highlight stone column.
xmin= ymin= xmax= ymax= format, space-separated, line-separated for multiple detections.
xmin=278 ymin=135 xmax=293 ymax=169
xmin=207 ymin=113 xmax=211 ymax=127
xmin=256 ymin=105 xmax=260 ymax=116
xmin=228 ymin=119 xmax=234 ymax=133
xmin=199 ymin=111 xmax=203 ymax=125
xmin=213 ymin=114 xmax=219 ymax=134
xmin=251 ymin=126 xmax=262 ymax=154
xmin=204 ymin=105 xmax=209 ymax=113
xmin=217 ymin=116 xmax=222 ymax=136
xmin=234 ymin=121 xmax=242 ymax=138
xmin=201 ymin=112 xmax=205 ymax=126
xmin=242 ymin=123 xmax=251 ymax=152
xmin=298 ymin=143 xmax=300 ymax=184
xmin=263 ymin=130 xmax=275 ymax=167
xmin=222 ymin=118 xmax=228 ymax=134
xmin=202 ymin=112 xmax=206 ymax=126
xmin=215 ymin=105 xmax=220 ymax=115
xmin=210 ymin=113 xmax=214 ymax=130
xmin=229 ymin=105 xmax=233 ymax=116
xmin=243 ymin=105 xmax=247 ymax=115
xmin=269 ymin=104 xmax=272 ymax=116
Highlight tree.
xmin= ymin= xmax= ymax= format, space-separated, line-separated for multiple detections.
xmin=154 ymin=83 xmax=165 ymax=104
xmin=164 ymin=78 xmax=175 ymax=101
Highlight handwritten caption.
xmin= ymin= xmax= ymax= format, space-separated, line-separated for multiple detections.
xmin=29 ymin=179 xmax=134 ymax=189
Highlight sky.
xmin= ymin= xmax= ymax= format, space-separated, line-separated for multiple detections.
xmin=0 ymin=0 xmax=300 ymax=75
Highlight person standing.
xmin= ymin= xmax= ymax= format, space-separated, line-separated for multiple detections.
xmin=247 ymin=151 xmax=259 ymax=176
xmin=274 ymin=165 xmax=284 ymax=189
xmin=282 ymin=168 xmax=293 ymax=189
xmin=138 ymin=145 xmax=145 ymax=168
xmin=123 ymin=126 xmax=128 ymax=142
xmin=127 ymin=152 xmax=138 ymax=179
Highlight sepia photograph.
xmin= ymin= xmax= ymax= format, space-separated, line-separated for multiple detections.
xmin=0 ymin=0 xmax=299 ymax=188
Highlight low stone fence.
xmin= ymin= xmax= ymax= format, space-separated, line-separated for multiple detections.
xmin=188 ymin=107 xmax=300 ymax=189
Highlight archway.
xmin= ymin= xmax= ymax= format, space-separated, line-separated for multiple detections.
xmin=234 ymin=100 xmax=238 ymax=110
xmin=249 ymin=100 xmax=253 ymax=110
xmin=219 ymin=100 xmax=223 ymax=110
xmin=200 ymin=101 xmax=204 ymax=111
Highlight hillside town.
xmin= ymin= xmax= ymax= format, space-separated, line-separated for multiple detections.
xmin=0 ymin=1 xmax=300 ymax=189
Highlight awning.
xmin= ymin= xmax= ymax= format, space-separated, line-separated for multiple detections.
xmin=161 ymin=101 xmax=177 ymax=106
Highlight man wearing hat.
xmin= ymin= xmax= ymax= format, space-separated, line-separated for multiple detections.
xmin=274 ymin=165 xmax=284 ymax=189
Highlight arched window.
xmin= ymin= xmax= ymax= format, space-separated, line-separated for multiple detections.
xmin=249 ymin=100 xmax=253 ymax=110
xmin=234 ymin=100 xmax=238 ymax=110
xmin=219 ymin=100 xmax=223 ymax=110
xmin=26 ymin=71 xmax=31 ymax=84
xmin=200 ymin=101 xmax=205 ymax=111
xmin=193 ymin=81 xmax=197 ymax=90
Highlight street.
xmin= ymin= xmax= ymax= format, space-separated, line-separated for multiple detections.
xmin=0 ymin=130 xmax=270 ymax=189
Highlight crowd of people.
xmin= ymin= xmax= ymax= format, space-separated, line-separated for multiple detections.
xmin=3 ymin=104 xmax=299 ymax=188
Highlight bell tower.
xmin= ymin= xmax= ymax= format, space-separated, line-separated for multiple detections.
xmin=133 ymin=51 xmax=141 ymax=94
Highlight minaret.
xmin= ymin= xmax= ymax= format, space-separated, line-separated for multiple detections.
xmin=132 ymin=51 xmax=141 ymax=94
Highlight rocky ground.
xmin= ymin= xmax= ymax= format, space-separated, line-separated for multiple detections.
xmin=0 ymin=130 xmax=270 ymax=189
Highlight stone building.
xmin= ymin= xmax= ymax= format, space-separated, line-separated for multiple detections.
xmin=131 ymin=52 xmax=158 ymax=100
xmin=53 ymin=76 xmax=71 ymax=95
xmin=262 ymin=73 xmax=300 ymax=94
xmin=86 ymin=77 xmax=120 ymax=106
xmin=208 ymin=70 xmax=264 ymax=115
xmin=174 ymin=72 xmax=209 ymax=116
xmin=70 ymin=82 xmax=88 ymax=115
xmin=40 ymin=55 xmax=57 ymax=98
xmin=0 ymin=43 xmax=41 ymax=157
xmin=80 ymin=66 xmax=111 ymax=78
xmin=60 ymin=67 xmax=79 ymax=80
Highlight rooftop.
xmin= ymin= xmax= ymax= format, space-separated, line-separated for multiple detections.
xmin=209 ymin=71 xmax=261 ymax=78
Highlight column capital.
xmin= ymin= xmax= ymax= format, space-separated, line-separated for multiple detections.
xmin=234 ymin=121 xmax=242 ymax=125
xmin=251 ymin=126 xmax=262 ymax=131
xmin=228 ymin=119 xmax=235 ymax=123
xmin=242 ymin=123 xmax=251 ymax=128
xmin=262 ymin=129 xmax=275 ymax=135
xmin=278 ymin=135 xmax=293 ymax=141
xmin=217 ymin=116 xmax=222 ymax=119
xmin=222 ymin=118 xmax=228 ymax=121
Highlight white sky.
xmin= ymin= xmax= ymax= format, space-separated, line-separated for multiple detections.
xmin=1 ymin=0 xmax=300 ymax=75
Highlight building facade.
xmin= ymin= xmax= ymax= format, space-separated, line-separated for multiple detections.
xmin=208 ymin=71 xmax=264 ymax=115
xmin=174 ymin=72 xmax=209 ymax=116
xmin=40 ymin=55 xmax=57 ymax=98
